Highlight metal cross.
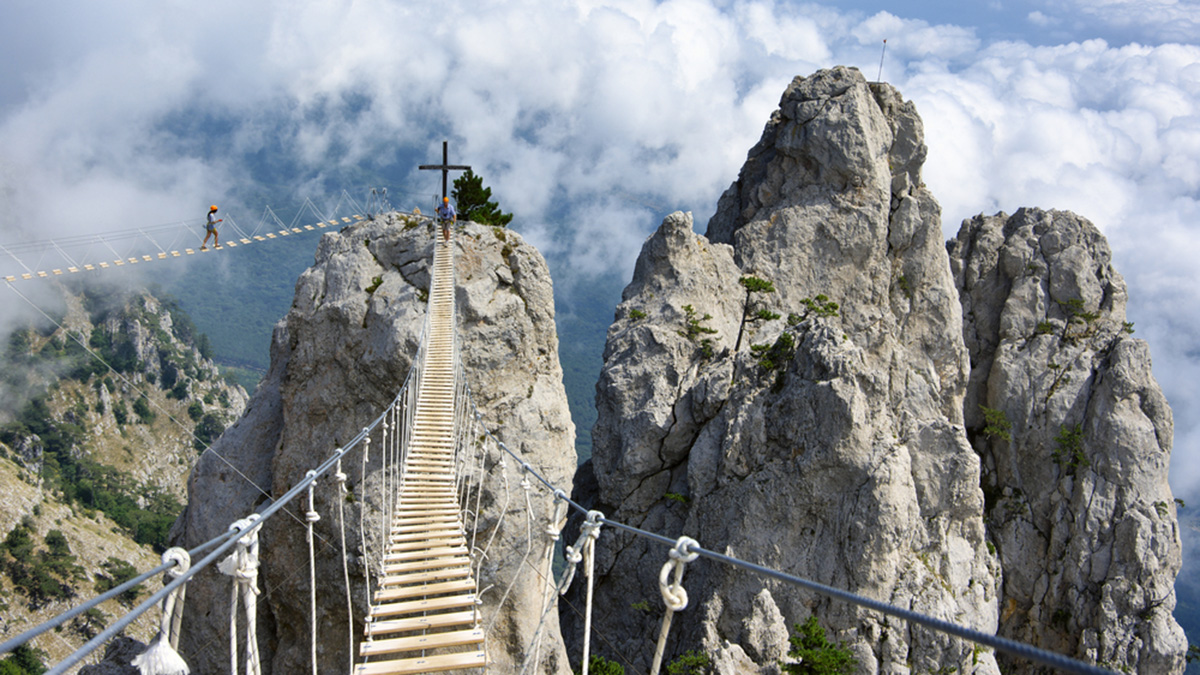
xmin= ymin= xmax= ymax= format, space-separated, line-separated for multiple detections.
xmin=418 ymin=141 xmax=471 ymax=202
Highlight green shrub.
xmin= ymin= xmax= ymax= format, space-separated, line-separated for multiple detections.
xmin=680 ymin=305 xmax=718 ymax=341
xmin=132 ymin=395 xmax=155 ymax=424
xmin=1052 ymin=424 xmax=1088 ymax=471
xmin=95 ymin=557 xmax=144 ymax=608
xmin=751 ymin=332 xmax=796 ymax=371
xmin=781 ymin=616 xmax=857 ymax=675
xmin=193 ymin=413 xmax=226 ymax=451
xmin=575 ymin=655 xmax=624 ymax=675
xmin=667 ymin=650 xmax=710 ymax=675
xmin=628 ymin=308 xmax=647 ymax=321
xmin=187 ymin=401 xmax=204 ymax=421
xmin=980 ymin=406 xmax=1012 ymax=442
xmin=0 ymin=643 xmax=48 ymax=674
xmin=799 ymin=295 xmax=839 ymax=318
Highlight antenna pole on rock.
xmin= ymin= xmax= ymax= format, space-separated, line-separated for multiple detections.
xmin=877 ymin=39 xmax=887 ymax=82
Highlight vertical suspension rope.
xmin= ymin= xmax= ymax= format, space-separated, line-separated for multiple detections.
xmin=577 ymin=511 xmax=605 ymax=675
xmin=358 ymin=429 xmax=374 ymax=642
xmin=527 ymin=492 xmax=570 ymax=673
xmin=217 ymin=515 xmax=263 ymax=675
xmin=304 ymin=471 xmax=320 ymax=675
xmin=335 ymin=457 xmax=354 ymax=674
xmin=379 ymin=420 xmax=389 ymax=556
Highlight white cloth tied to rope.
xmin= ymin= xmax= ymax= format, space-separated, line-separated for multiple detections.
xmin=131 ymin=547 xmax=191 ymax=675
xmin=217 ymin=514 xmax=262 ymax=675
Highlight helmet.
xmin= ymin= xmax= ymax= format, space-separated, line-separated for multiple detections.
xmin=443 ymin=197 xmax=449 ymax=203
xmin=210 ymin=205 xmax=218 ymax=211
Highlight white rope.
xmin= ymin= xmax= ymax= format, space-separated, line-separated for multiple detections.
xmin=379 ymin=420 xmax=389 ymax=561
xmin=482 ymin=463 xmax=531 ymax=636
xmin=358 ymin=428 xmax=374 ymax=641
xmin=305 ymin=471 xmax=320 ymax=675
xmin=130 ymin=548 xmax=191 ymax=675
xmin=335 ymin=458 xmax=354 ymax=674
xmin=576 ymin=511 xmax=605 ymax=675
xmin=524 ymin=492 xmax=570 ymax=673
xmin=649 ymin=536 xmax=700 ymax=675
xmin=217 ymin=515 xmax=262 ymax=675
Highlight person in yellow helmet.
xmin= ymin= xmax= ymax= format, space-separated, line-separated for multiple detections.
xmin=201 ymin=205 xmax=223 ymax=250
xmin=435 ymin=196 xmax=456 ymax=242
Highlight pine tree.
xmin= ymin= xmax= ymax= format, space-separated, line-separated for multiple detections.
xmin=452 ymin=169 xmax=513 ymax=227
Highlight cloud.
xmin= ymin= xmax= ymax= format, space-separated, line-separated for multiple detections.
xmin=1036 ymin=0 xmax=1200 ymax=43
xmin=1 ymin=0 xmax=1199 ymax=499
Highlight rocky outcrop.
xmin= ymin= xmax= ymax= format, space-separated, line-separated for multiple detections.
xmin=950 ymin=208 xmax=1186 ymax=673
xmin=172 ymin=215 xmax=575 ymax=673
xmin=571 ymin=67 xmax=999 ymax=674
xmin=571 ymin=66 xmax=1185 ymax=675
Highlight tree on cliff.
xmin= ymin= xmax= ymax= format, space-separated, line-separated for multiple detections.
xmin=452 ymin=169 xmax=513 ymax=227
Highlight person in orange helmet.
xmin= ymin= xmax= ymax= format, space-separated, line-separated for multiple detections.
xmin=435 ymin=197 xmax=456 ymax=242
xmin=201 ymin=205 xmax=223 ymax=250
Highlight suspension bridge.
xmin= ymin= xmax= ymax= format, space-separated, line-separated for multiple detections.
xmin=1 ymin=206 xmax=1122 ymax=675
xmin=0 ymin=188 xmax=396 ymax=284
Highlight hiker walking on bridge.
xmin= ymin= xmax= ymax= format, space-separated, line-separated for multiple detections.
xmin=201 ymin=205 xmax=222 ymax=250
xmin=436 ymin=196 xmax=456 ymax=242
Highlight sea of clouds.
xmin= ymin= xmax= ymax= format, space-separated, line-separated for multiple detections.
xmin=1 ymin=0 xmax=1198 ymax=503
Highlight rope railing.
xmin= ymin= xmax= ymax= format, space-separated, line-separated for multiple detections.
xmin=455 ymin=374 xmax=1118 ymax=675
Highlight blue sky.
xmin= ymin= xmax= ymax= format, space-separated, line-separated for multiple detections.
xmin=1 ymin=0 xmax=1198 ymax=503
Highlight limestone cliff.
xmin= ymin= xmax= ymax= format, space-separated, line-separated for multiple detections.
xmin=950 ymin=208 xmax=1186 ymax=672
xmin=569 ymin=66 xmax=1185 ymax=674
xmin=171 ymin=215 xmax=576 ymax=673
xmin=571 ymin=66 xmax=998 ymax=674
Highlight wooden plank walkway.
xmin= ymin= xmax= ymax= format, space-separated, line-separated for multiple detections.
xmin=355 ymin=237 xmax=486 ymax=674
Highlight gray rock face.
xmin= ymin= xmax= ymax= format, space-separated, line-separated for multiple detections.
xmin=573 ymin=67 xmax=999 ymax=674
xmin=172 ymin=215 xmax=575 ymax=673
xmin=949 ymin=208 xmax=1186 ymax=673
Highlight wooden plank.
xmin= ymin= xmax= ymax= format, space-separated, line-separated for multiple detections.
xmin=358 ymin=628 xmax=484 ymax=657
xmin=354 ymin=650 xmax=487 ymax=675
xmin=369 ymin=592 xmax=477 ymax=618
xmin=382 ymin=555 xmax=470 ymax=574
xmin=362 ymin=609 xmax=479 ymax=636
xmin=383 ymin=545 xmax=467 ymax=563
xmin=378 ymin=566 xmax=472 ymax=588
xmin=374 ymin=579 xmax=475 ymax=603
xmin=390 ymin=530 xmax=462 ymax=545
xmin=388 ymin=537 xmax=463 ymax=554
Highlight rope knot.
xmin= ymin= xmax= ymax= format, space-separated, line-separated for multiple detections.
xmin=582 ymin=510 xmax=605 ymax=540
xmin=669 ymin=536 xmax=700 ymax=564
xmin=659 ymin=536 xmax=701 ymax=612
